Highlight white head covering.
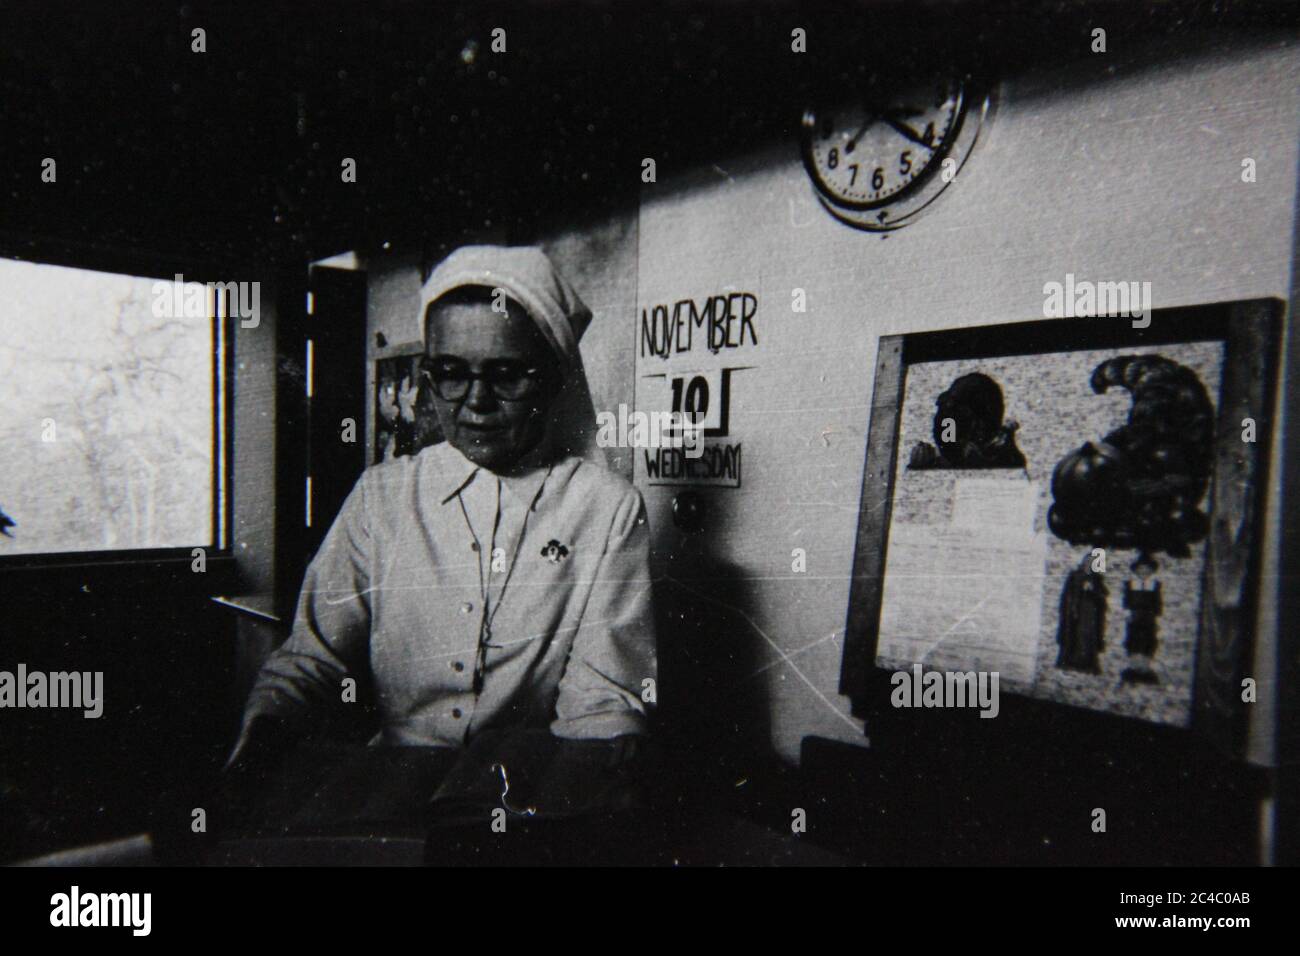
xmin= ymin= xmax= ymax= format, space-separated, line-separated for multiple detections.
xmin=419 ymin=245 xmax=606 ymax=466
xmin=419 ymin=246 xmax=592 ymax=366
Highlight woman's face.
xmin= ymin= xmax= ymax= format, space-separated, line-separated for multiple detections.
xmin=424 ymin=294 xmax=559 ymax=472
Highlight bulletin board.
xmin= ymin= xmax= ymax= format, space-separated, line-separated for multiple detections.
xmin=840 ymin=300 xmax=1280 ymax=753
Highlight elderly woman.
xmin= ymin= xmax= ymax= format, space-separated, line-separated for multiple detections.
xmin=231 ymin=246 xmax=656 ymax=766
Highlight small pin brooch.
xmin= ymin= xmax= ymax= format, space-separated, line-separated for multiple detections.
xmin=540 ymin=539 xmax=570 ymax=563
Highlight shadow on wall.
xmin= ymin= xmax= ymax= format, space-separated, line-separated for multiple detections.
xmin=650 ymin=491 xmax=782 ymax=803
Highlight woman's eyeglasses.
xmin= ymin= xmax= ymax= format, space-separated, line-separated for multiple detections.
xmin=421 ymin=357 xmax=544 ymax=402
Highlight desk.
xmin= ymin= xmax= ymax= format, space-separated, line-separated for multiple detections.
xmin=211 ymin=813 xmax=846 ymax=866
xmin=207 ymin=742 xmax=845 ymax=866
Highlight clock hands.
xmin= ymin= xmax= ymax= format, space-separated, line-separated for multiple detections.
xmin=844 ymin=105 xmax=932 ymax=152
xmin=883 ymin=116 xmax=931 ymax=147
xmin=845 ymin=112 xmax=883 ymax=150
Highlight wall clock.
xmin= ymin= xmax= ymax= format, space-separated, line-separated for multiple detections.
xmin=800 ymin=75 xmax=992 ymax=232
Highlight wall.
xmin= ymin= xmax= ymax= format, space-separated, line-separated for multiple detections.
xmin=631 ymin=36 xmax=1299 ymax=764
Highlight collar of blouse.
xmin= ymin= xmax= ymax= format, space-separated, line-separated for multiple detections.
xmin=435 ymin=439 xmax=555 ymax=512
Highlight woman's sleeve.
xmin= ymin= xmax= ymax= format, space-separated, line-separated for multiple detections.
xmin=230 ymin=473 xmax=375 ymax=760
xmin=551 ymin=485 xmax=658 ymax=739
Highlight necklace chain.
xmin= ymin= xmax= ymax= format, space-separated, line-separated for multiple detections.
xmin=455 ymin=467 xmax=551 ymax=695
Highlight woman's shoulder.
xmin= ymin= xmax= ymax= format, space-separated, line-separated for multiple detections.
xmin=560 ymin=455 xmax=639 ymax=497
xmin=358 ymin=442 xmax=459 ymax=495
xmin=556 ymin=456 xmax=646 ymax=526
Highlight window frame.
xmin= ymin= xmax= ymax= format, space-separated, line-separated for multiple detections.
xmin=0 ymin=242 xmax=238 ymax=594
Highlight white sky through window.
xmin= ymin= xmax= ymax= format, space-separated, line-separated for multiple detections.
xmin=0 ymin=259 xmax=214 ymax=555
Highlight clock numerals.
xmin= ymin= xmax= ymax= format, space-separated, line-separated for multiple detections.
xmin=802 ymin=77 xmax=984 ymax=229
xmin=811 ymin=98 xmax=957 ymax=204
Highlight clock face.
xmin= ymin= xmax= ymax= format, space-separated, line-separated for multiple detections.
xmin=802 ymin=78 xmax=965 ymax=210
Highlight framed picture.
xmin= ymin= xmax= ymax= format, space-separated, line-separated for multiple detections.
xmin=371 ymin=349 xmax=445 ymax=465
xmin=840 ymin=299 xmax=1281 ymax=752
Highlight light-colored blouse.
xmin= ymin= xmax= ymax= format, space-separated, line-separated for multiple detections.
xmin=239 ymin=441 xmax=656 ymax=749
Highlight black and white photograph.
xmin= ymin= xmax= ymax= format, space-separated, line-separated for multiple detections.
xmin=0 ymin=0 xmax=1297 ymax=934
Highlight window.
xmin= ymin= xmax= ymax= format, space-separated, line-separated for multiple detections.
xmin=0 ymin=258 xmax=226 ymax=558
